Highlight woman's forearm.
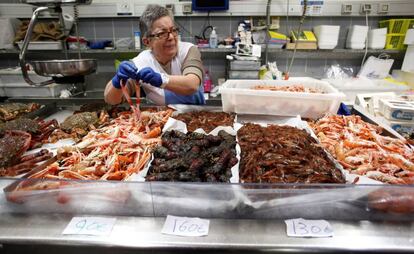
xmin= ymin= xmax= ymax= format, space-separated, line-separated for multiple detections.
xmin=104 ymin=80 xmax=124 ymax=105
xmin=164 ymin=73 xmax=200 ymax=95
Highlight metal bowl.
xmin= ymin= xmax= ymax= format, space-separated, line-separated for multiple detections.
xmin=31 ymin=59 xmax=97 ymax=77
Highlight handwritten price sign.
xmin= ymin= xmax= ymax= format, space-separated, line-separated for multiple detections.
xmin=62 ymin=217 xmax=116 ymax=236
xmin=162 ymin=215 xmax=209 ymax=237
xmin=285 ymin=218 xmax=333 ymax=238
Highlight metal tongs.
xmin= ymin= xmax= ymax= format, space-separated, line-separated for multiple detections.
xmin=120 ymin=80 xmax=141 ymax=121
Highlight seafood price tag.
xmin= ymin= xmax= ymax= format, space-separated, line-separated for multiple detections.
xmin=161 ymin=215 xmax=209 ymax=237
xmin=62 ymin=217 xmax=116 ymax=236
xmin=285 ymin=218 xmax=333 ymax=238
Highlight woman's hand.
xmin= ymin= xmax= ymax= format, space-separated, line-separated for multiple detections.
xmin=138 ymin=67 xmax=168 ymax=88
xmin=112 ymin=61 xmax=139 ymax=89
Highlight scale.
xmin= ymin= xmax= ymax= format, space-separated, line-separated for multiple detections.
xmin=19 ymin=0 xmax=97 ymax=87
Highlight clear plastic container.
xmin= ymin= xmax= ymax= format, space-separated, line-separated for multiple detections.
xmin=3 ymin=177 xmax=414 ymax=220
xmin=219 ymin=78 xmax=345 ymax=119
xmin=325 ymin=78 xmax=410 ymax=103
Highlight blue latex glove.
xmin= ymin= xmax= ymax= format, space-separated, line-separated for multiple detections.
xmin=112 ymin=61 xmax=139 ymax=89
xmin=138 ymin=67 xmax=163 ymax=88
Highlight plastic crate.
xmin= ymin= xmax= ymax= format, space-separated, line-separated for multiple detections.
xmin=219 ymin=78 xmax=345 ymax=119
xmin=385 ymin=33 xmax=406 ymax=50
xmin=379 ymin=19 xmax=414 ymax=34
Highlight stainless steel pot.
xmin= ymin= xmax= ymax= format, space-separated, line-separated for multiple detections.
xmin=19 ymin=6 xmax=97 ymax=86
xmin=31 ymin=59 xmax=97 ymax=77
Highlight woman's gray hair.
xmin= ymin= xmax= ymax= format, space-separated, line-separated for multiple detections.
xmin=139 ymin=4 xmax=174 ymax=38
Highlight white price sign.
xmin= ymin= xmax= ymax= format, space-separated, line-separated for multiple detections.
xmin=162 ymin=215 xmax=209 ymax=237
xmin=285 ymin=218 xmax=333 ymax=238
xmin=62 ymin=217 xmax=116 ymax=236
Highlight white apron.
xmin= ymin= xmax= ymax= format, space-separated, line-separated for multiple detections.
xmin=132 ymin=41 xmax=204 ymax=105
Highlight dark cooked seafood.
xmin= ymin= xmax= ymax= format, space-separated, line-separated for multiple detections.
xmin=0 ymin=103 xmax=40 ymax=121
xmin=76 ymin=103 xmax=127 ymax=119
xmin=0 ymin=118 xmax=58 ymax=148
xmin=60 ymin=112 xmax=100 ymax=132
xmin=0 ymin=130 xmax=53 ymax=177
xmin=49 ymin=111 xmax=106 ymax=142
xmin=147 ymin=130 xmax=238 ymax=182
xmin=174 ymin=111 xmax=235 ymax=133
xmin=238 ymin=123 xmax=345 ymax=184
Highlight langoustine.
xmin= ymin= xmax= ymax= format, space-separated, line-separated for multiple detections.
xmin=310 ymin=115 xmax=414 ymax=184
xmin=13 ymin=108 xmax=173 ymax=191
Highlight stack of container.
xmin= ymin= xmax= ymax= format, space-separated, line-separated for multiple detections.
xmin=227 ymin=59 xmax=261 ymax=80
xmin=378 ymin=98 xmax=414 ymax=135
xmin=313 ymin=25 xmax=340 ymax=49
xmin=380 ymin=19 xmax=414 ymax=50
xmin=367 ymin=28 xmax=387 ymax=49
xmin=267 ymin=31 xmax=288 ymax=48
xmin=346 ymin=25 xmax=369 ymax=49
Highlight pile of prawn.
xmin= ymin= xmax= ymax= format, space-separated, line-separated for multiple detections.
xmin=15 ymin=109 xmax=173 ymax=190
xmin=252 ymin=84 xmax=323 ymax=94
xmin=310 ymin=115 xmax=414 ymax=184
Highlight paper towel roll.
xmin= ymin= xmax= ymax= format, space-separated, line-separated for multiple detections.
xmin=63 ymin=13 xmax=74 ymax=35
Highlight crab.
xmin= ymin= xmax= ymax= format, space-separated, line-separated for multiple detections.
xmin=49 ymin=111 xmax=109 ymax=142
xmin=0 ymin=118 xmax=59 ymax=149
xmin=0 ymin=103 xmax=40 ymax=121
xmin=0 ymin=130 xmax=53 ymax=177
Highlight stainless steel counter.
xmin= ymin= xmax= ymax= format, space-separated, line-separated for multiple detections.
xmin=0 ymin=98 xmax=413 ymax=253
xmin=0 ymin=213 xmax=414 ymax=253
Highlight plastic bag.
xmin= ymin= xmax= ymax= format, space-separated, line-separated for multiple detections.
xmin=259 ymin=62 xmax=282 ymax=80
xmin=358 ymin=55 xmax=394 ymax=79
xmin=324 ymin=64 xmax=354 ymax=79
xmin=0 ymin=18 xmax=20 ymax=49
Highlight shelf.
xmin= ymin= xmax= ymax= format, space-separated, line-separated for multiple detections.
xmin=0 ymin=48 xmax=405 ymax=60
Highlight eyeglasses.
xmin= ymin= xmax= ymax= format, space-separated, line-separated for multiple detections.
xmin=149 ymin=27 xmax=180 ymax=40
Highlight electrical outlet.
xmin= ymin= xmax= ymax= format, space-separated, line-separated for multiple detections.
xmin=117 ymin=0 xmax=133 ymax=15
xmin=360 ymin=3 xmax=372 ymax=14
xmin=378 ymin=3 xmax=389 ymax=14
xmin=342 ymin=4 xmax=352 ymax=14
xmin=182 ymin=3 xmax=192 ymax=14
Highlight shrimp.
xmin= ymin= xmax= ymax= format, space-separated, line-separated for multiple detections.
xmin=366 ymin=171 xmax=405 ymax=184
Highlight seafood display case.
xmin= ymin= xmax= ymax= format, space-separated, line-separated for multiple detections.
xmin=0 ymin=102 xmax=414 ymax=253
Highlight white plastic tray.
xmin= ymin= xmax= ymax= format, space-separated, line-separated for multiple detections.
xmin=17 ymin=41 xmax=62 ymax=50
xmin=0 ymin=69 xmax=70 ymax=97
xmin=220 ymin=78 xmax=345 ymax=119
